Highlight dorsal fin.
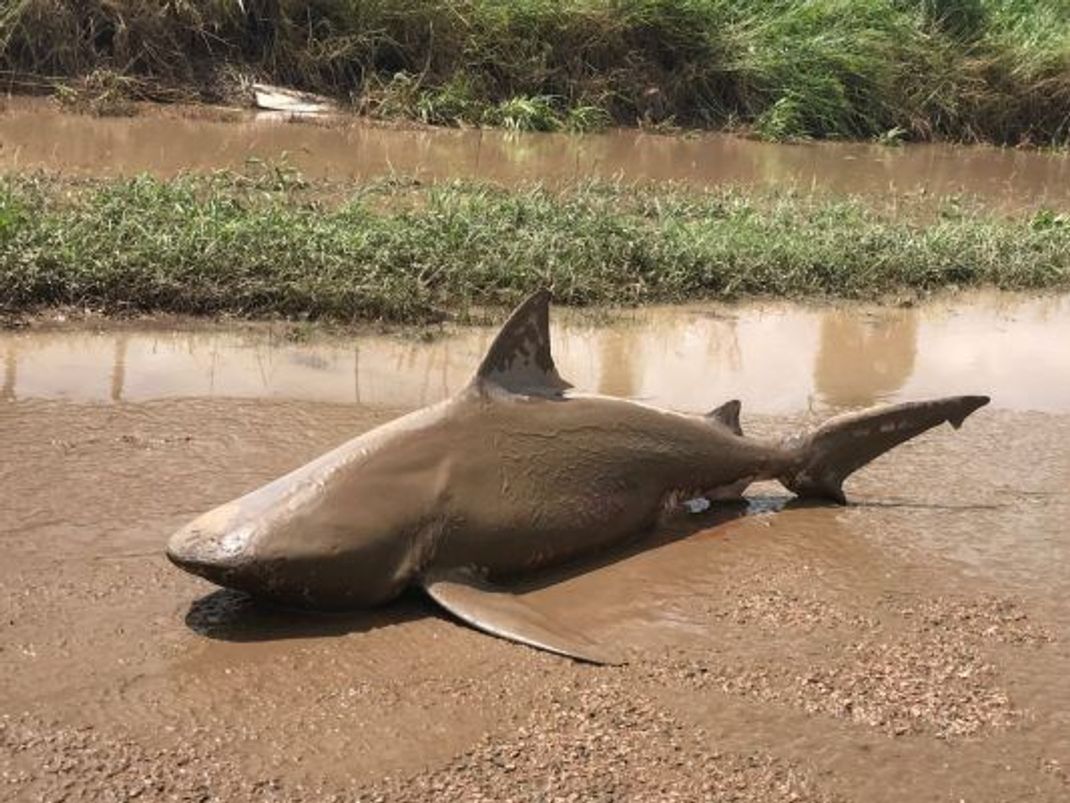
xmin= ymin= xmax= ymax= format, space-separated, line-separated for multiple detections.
xmin=472 ymin=289 xmax=572 ymax=396
xmin=707 ymin=399 xmax=743 ymax=436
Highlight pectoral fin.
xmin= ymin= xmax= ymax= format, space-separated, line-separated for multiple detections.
xmin=422 ymin=568 xmax=622 ymax=665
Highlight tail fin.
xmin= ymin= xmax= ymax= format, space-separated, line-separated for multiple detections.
xmin=778 ymin=395 xmax=990 ymax=504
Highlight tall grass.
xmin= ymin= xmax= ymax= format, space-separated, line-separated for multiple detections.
xmin=0 ymin=0 xmax=1067 ymax=143
xmin=0 ymin=172 xmax=1066 ymax=322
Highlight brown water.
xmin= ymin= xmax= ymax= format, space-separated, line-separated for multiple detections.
xmin=4 ymin=295 xmax=1070 ymax=800
xmin=5 ymin=97 xmax=1070 ymax=209
xmin=5 ymin=293 xmax=1069 ymax=412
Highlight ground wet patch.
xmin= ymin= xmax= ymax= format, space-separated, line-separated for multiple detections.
xmin=2 ymin=325 xmax=1069 ymax=800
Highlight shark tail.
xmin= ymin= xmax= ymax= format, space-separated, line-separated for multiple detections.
xmin=777 ymin=395 xmax=990 ymax=504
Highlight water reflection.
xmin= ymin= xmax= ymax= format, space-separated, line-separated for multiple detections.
xmin=814 ymin=310 xmax=918 ymax=408
xmin=597 ymin=329 xmax=640 ymax=399
xmin=2 ymin=344 xmax=14 ymax=400
xmin=4 ymin=294 xmax=1069 ymax=413
xmin=109 ymin=335 xmax=128 ymax=402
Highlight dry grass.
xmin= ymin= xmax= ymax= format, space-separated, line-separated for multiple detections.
xmin=0 ymin=1 xmax=1067 ymax=142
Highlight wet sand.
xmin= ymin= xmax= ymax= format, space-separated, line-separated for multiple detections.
xmin=3 ymin=297 xmax=1070 ymax=801
xmin=3 ymin=97 xmax=1070 ymax=210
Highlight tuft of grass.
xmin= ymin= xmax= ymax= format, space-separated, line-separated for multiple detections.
xmin=0 ymin=186 xmax=26 ymax=239
xmin=416 ymin=75 xmax=483 ymax=127
xmin=0 ymin=1 xmax=1068 ymax=144
xmin=0 ymin=171 xmax=1066 ymax=323
xmin=484 ymin=96 xmax=563 ymax=132
xmin=565 ymin=104 xmax=613 ymax=133
xmin=53 ymin=68 xmax=141 ymax=116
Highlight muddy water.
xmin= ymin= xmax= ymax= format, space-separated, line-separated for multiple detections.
xmin=3 ymin=295 xmax=1070 ymax=800
xmin=5 ymin=293 xmax=1069 ymax=412
xmin=4 ymin=96 xmax=1070 ymax=209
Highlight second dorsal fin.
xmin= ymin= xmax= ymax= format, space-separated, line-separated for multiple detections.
xmin=707 ymin=399 xmax=743 ymax=435
xmin=472 ymin=289 xmax=572 ymax=396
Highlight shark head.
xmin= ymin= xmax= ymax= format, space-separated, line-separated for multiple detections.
xmin=166 ymin=436 xmax=441 ymax=609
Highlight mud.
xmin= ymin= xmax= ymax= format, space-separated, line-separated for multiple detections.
xmin=3 ymin=297 xmax=1070 ymax=801
xmin=3 ymin=97 xmax=1070 ymax=210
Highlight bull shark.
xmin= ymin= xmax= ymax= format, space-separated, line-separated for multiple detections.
xmin=167 ymin=290 xmax=989 ymax=663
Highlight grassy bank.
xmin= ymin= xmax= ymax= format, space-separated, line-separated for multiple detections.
xmin=0 ymin=171 xmax=1067 ymax=323
xmin=1 ymin=1 xmax=1069 ymax=144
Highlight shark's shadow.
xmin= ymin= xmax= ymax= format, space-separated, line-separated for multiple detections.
xmin=185 ymin=586 xmax=434 ymax=642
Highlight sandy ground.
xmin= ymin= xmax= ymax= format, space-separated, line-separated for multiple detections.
xmin=3 ymin=388 xmax=1070 ymax=801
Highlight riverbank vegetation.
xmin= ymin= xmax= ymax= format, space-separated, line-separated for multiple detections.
xmin=1 ymin=1 xmax=1068 ymax=144
xmin=0 ymin=170 xmax=1066 ymax=322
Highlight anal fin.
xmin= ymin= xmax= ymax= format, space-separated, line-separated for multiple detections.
xmin=422 ymin=568 xmax=622 ymax=665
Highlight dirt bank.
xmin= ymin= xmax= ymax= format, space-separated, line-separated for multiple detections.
xmin=2 ymin=0 xmax=1069 ymax=144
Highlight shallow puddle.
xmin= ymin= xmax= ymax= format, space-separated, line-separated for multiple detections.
xmin=4 ymin=96 xmax=1070 ymax=210
xmin=5 ymin=293 xmax=1069 ymax=413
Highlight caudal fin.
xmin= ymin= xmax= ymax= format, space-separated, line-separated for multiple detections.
xmin=778 ymin=395 xmax=990 ymax=504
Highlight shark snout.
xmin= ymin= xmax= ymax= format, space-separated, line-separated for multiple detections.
xmin=166 ymin=507 xmax=258 ymax=586
xmin=166 ymin=481 xmax=416 ymax=609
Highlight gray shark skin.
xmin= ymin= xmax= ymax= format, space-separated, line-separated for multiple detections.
xmin=167 ymin=291 xmax=989 ymax=663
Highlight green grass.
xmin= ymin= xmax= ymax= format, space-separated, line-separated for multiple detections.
xmin=0 ymin=170 xmax=1067 ymax=323
xmin=0 ymin=0 xmax=1068 ymax=144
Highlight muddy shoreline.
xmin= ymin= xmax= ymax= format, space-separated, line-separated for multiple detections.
xmin=3 ymin=99 xmax=1067 ymax=326
xmin=3 ymin=297 xmax=1070 ymax=801
xmin=3 ymin=399 xmax=1069 ymax=801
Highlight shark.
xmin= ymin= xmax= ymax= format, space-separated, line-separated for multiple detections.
xmin=167 ymin=290 xmax=989 ymax=663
